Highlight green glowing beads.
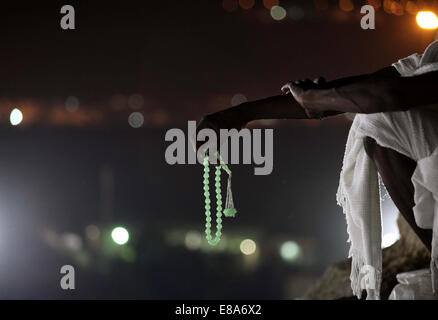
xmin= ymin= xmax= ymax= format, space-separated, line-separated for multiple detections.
xmin=223 ymin=208 xmax=237 ymax=217
xmin=203 ymin=153 xmax=237 ymax=246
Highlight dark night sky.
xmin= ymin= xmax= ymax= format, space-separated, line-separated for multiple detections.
xmin=0 ymin=1 xmax=435 ymax=122
xmin=0 ymin=0 xmax=435 ymax=299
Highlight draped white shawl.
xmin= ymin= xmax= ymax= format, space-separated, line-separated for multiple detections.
xmin=337 ymin=40 xmax=438 ymax=300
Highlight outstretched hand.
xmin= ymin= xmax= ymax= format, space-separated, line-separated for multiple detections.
xmin=195 ymin=109 xmax=248 ymax=153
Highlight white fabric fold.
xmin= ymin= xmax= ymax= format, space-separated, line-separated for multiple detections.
xmin=337 ymin=115 xmax=382 ymax=300
xmin=411 ymin=149 xmax=438 ymax=293
xmin=337 ymin=40 xmax=438 ymax=299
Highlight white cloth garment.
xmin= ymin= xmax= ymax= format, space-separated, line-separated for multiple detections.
xmin=337 ymin=40 xmax=438 ymax=300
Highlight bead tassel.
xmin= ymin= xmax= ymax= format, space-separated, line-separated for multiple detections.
xmin=203 ymin=152 xmax=237 ymax=246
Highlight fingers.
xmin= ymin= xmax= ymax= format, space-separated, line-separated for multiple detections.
xmin=281 ymin=82 xmax=293 ymax=94
xmin=282 ymin=76 xmax=326 ymax=94
xmin=281 ymin=79 xmax=310 ymax=94
xmin=314 ymin=76 xmax=326 ymax=85
xmin=281 ymin=80 xmax=305 ymax=93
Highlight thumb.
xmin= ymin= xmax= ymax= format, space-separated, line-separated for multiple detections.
xmin=287 ymin=83 xmax=304 ymax=99
xmin=281 ymin=82 xmax=293 ymax=94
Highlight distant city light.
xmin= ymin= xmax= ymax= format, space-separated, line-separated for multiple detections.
xmin=382 ymin=232 xmax=400 ymax=248
xmin=184 ymin=231 xmax=202 ymax=250
xmin=10 ymin=108 xmax=23 ymax=126
xmin=240 ymin=239 xmax=257 ymax=255
xmin=367 ymin=0 xmax=381 ymax=10
xmin=111 ymin=226 xmax=129 ymax=245
xmin=263 ymin=0 xmax=279 ymax=10
xmin=85 ymin=224 xmax=100 ymax=241
xmin=65 ymin=96 xmax=79 ymax=112
xmin=416 ymin=11 xmax=438 ymax=30
xmin=280 ymin=241 xmax=300 ymax=261
xmin=128 ymin=94 xmax=144 ymax=110
xmin=61 ymin=233 xmax=83 ymax=251
xmin=151 ymin=109 xmax=169 ymax=126
xmin=390 ymin=1 xmax=403 ymax=16
xmin=128 ymin=112 xmax=145 ymax=128
xmin=339 ymin=0 xmax=354 ymax=12
xmin=231 ymin=93 xmax=247 ymax=106
xmin=270 ymin=6 xmax=287 ymax=21
xmin=405 ymin=1 xmax=418 ymax=15
xmin=239 ymin=0 xmax=255 ymax=10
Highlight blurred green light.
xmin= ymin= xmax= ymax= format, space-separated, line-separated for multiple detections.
xmin=270 ymin=5 xmax=287 ymax=21
xmin=111 ymin=226 xmax=129 ymax=245
xmin=280 ymin=241 xmax=300 ymax=261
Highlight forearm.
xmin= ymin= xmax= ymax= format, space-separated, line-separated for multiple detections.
xmin=301 ymin=68 xmax=438 ymax=115
xmin=235 ymin=74 xmax=370 ymax=120
xmin=253 ymin=74 xmax=374 ymax=119
xmin=217 ymin=91 xmax=345 ymax=124
xmin=308 ymin=78 xmax=402 ymax=114
xmin=210 ymin=66 xmax=415 ymax=123
xmin=237 ymin=95 xmax=309 ymax=121
xmin=301 ymin=78 xmax=395 ymax=115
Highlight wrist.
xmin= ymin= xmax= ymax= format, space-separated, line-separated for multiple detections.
xmin=301 ymin=88 xmax=338 ymax=119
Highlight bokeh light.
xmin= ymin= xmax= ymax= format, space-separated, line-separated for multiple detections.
xmin=128 ymin=112 xmax=145 ymax=128
xmin=339 ymin=0 xmax=354 ymax=12
xmin=383 ymin=0 xmax=392 ymax=14
xmin=184 ymin=231 xmax=202 ymax=250
xmin=263 ymin=0 xmax=279 ymax=10
xmin=280 ymin=241 xmax=301 ymax=261
xmin=61 ymin=233 xmax=83 ymax=251
xmin=231 ymin=93 xmax=247 ymax=106
xmin=65 ymin=96 xmax=79 ymax=112
xmin=240 ymin=239 xmax=257 ymax=255
xmin=111 ymin=226 xmax=130 ymax=245
xmin=128 ymin=94 xmax=144 ymax=110
xmin=239 ymin=0 xmax=255 ymax=10
xmin=367 ymin=0 xmax=381 ymax=9
xmin=391 ymin=1 xmax=404 ymax=16
xmin=85 ymin=224 xmax=100 ymax=241
xmin=405 ymin=1 xmax=418 ymax=15
xmin=270 ymin=6 xmax=287 ymax=21
xmin=10 ymin=108 xmax=23 ymax=125
xmin=416 ymin=11 xmax=438 ymax=29
xmin=151 ymin=109 xmax=169 ymax=126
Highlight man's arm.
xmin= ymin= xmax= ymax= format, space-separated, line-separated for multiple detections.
xmin=197 ymin=65 xmax=435 ymax=146
xmin=205 ymin=66 xmax=397 ymax=127
xmin=287 ymin=66 xmax=438 ymax=116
